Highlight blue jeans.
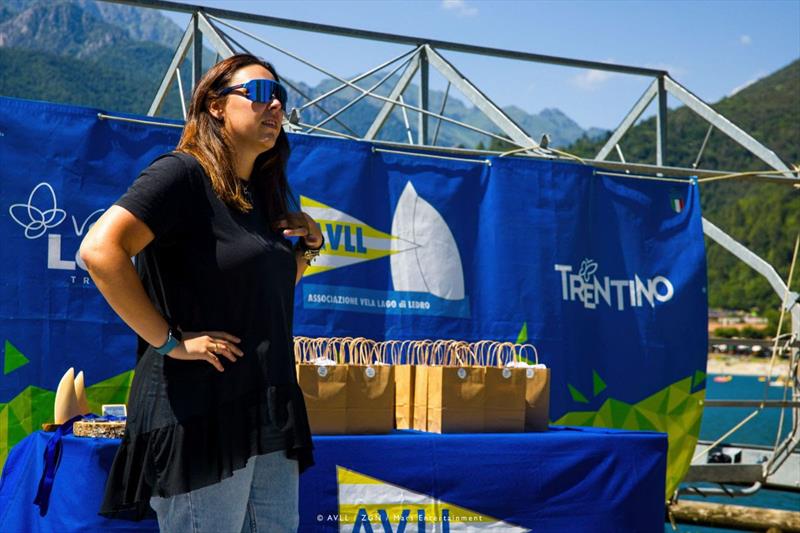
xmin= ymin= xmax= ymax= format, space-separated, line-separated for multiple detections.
xmin=149 ymin=451 xmax=299 ymax=532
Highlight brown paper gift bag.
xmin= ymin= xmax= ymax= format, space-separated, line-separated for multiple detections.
xmin=425 ymin=341 xmax=487 ymax=434
xmin=295 ymin=337 xmax=348 ymax=434
xmin=344 ymin=338 xmax=394 ymax=434
xmin=296 ymin=337 xmax=394 ymax=434
xmin=482 ymin=341 xmax=527 ymax=433
xmin=390 ymin=340 xmax=417 ymax=430
xmin=517 ymin=343 xmax=550 ymax=431
xmin=411 ymin=340 xmax=437 ymax=431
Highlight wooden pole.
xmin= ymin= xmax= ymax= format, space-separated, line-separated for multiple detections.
xmin=668 ymin=501 xmax=800 ymax=532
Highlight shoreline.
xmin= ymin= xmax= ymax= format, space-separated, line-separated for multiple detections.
xmin=706 ymin=354 xmax=792 ymax=377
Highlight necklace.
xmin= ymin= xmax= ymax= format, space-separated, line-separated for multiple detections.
xmin=240 ymin=179 xmax=252 ymax=199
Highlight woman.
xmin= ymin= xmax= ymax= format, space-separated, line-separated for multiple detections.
xmin=81 ymin=54 xmax=321 ymax=531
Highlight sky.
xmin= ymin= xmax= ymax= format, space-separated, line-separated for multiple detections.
xmin=161 ymin=0 xmax=800 ymax=131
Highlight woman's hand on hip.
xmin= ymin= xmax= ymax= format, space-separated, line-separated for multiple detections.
xmin=274 ymin=212 xmax=324 ymax=248
xmin=167 ymin=331 xmax=243 ymax=372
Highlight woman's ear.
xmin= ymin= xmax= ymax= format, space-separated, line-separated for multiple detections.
xmin=208 ymin=98 xmax=224 ymax=121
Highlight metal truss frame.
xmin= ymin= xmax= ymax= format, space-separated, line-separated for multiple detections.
xmin=103 ymin=0 xmax=798 ymax=495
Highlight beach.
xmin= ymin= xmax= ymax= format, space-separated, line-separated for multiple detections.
xmin=707 ymin=353 xmax=793 ymax=377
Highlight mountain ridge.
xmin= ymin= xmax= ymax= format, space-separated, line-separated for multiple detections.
xmin=0 ymin=0 xmax=606 ymax=148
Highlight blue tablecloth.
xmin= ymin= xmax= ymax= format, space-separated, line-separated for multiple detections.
xmin=1 ymin=427 xmax=666 ymax=532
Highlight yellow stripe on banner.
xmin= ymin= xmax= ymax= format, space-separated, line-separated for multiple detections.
xmin=337 ymin=465 xmax=384 ymax=485
xmin=300 ymin=195 xmax=330 ymax=209
xmin=314 ymin=245 xmax=393 ymax=260
xmin=302 ymin=265 xmax=337 ymax=276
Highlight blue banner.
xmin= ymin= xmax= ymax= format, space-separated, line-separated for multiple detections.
xmin=288 ymin=134 xmax=708 ymax=418
xmin=0 ymin=97 xmax=707 ymax=494
xmin=0 ymin=98 xmax=182 ymax=443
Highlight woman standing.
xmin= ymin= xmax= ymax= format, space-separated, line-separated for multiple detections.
xmin=81 ymin=54 xmax=321 ymax=531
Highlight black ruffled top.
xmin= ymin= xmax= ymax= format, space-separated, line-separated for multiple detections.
xmin=98 ymin=151 xmax=314 ymax=521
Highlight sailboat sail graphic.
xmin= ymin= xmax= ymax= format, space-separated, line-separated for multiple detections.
xmin=391 ymin=182 xmax=465 ymax=300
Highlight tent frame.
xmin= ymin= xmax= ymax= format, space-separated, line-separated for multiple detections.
xmin=102 ymin=0 xmax=799 ymax=498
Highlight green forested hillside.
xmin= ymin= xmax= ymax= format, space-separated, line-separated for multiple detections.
xmin=568 ymin=60 xmax=800 ymax=313
xmin=0 ymin=45 xmax=184 ymax=115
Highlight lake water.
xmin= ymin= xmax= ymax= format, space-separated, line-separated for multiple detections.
xmin=666 ymin=374 xmax=800 ymax=532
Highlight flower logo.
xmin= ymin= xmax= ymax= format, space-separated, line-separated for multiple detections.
xmin=8 ymin=183 xmax=67 ymax=239
xmin=578 ymin=258 xmax=598 ymax=282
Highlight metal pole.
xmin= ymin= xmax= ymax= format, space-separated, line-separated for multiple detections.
xmin=418 ymin=47 xmax=429 ymax=146
xmin=192 ymin=13 xmax=203 ymax=92
xmin=693 ymin=125 xmax=714 ymax=168
xmin=147 ymin=17 xmax=194 ymax=116
xmin=398 ymin=95 xmax=415 ymax=145
xmin=175 ymin=66 xmax=187 ymax=119
xmin=197 ymin=12 xmax=235 ymax=58
xmin=595 ymin=80 xmax=657 ymax=161
xmin=365 ymin=52 xmax=420 ymax=140
xmin=657 ymin=75 xmax=667 ymax=166
xmin=105 ymin=0 xmax=667 ymax=78
xmin=423 ymin=45 xmax=538 ymax=151
xmin=664 ymin=76 xmax=794 ymax=177
xmin=432 ymin=82 xmax=451 ymax=146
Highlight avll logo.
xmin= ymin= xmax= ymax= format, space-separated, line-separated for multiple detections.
xmin=555 ymin=258 xmax=674 ymax=311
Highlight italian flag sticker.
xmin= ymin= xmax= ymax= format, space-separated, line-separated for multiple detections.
xmin=670 ymin=195 xmax=685 ymax=213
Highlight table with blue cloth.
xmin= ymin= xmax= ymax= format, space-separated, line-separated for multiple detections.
xmin=0 ymin=426 xmax=667 ymax=532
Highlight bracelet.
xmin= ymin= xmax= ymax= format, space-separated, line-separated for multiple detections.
xmin=154 ymin=326 xmax=182 ymax=355
xmin=296 ymin=234 xmax=325 ymax=265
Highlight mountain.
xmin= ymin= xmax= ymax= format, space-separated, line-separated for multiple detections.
xmin=72 ymin=0 xmax=183 ymax=45
xmin=292 ymin=75 xmax=605 ymax=148
xmin=567 ymin=59 xmax=800 ymax=315
xmin=2 ymin=0 xmax=182 ymax=46
xmin=0 ymin=2 xmax=126 ymax=59
xmin=0 ymin=0 xmax=604 ymax=147
xmin=0 ymin=0 xmax=201 ymax=117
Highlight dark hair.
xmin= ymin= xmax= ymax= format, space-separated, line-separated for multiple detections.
xmin=176 ymin=53 xmax=297 ymax=220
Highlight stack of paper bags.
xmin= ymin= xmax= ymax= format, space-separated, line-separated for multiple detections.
xmin=295 ymin=337 xmax=394 ymax=434
xmin=412 ymin=340 xmax=550 ymax=433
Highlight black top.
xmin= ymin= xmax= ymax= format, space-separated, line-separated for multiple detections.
xmin=98 ymin=151 xmax=314 ymax=521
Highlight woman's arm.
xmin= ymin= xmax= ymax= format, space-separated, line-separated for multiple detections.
xmin=80 ymin=206 xmax=170 ymax=348
xmin=79 ymin=206 xmax=242 ymax=371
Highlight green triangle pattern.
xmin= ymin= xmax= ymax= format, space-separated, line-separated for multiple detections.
xmin=555 ymin=411 xmax=596 ymax=427
xmin=0 ymin=371 xmax=134 ymax=473
xmin=85 ymin=371 xmax=134 ymax=413
xmin=592 ymin=370 xmax=607 ymax=396
xmin=639 ymin=387 xmax=670 ymax=415
xmin=632 ymin=409 xmax=658 ymax=431
xmin=667 ymin=378 xmax=691 ymax=413
xmin=608 ymin=399 xmax=632 ymax=427
xmin=4 ymin=340 xmax=30 ymax=375
xmin=515 ymin=322 xmax=528 ymax=344
xmin=567 ymin=383 xmax=589 ymax=404
xmin=555 ymin=374 xmax=705 ymax=500
xmin=596 ymin=398 xmax=631 ymax=428
xmin=692 ymin=370 xmax=706 ymax=389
